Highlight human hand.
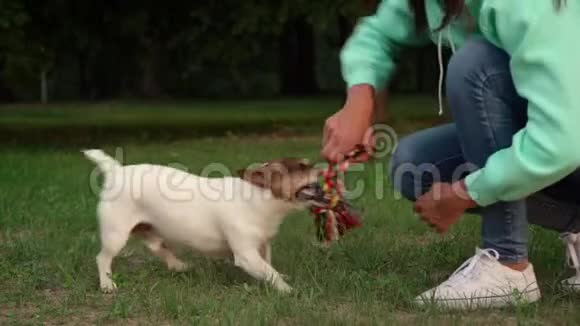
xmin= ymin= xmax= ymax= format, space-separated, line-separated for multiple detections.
xmin=321 ymin=85 xmax=375 ymax=163
xmin=414 ymin=180 xmax=477 ymax=234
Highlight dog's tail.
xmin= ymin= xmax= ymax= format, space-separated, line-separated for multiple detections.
xmin=82 ymin=149 xmax=121 ymax=173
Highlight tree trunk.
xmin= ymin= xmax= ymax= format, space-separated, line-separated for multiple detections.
xmin=40 ymin=69 xmax=48 ymax=104
xmin=374 ymin=90 xmax=390 ymax=123
xmin=278 ymin=16 xmax=318 ymax=96
xmin=364 ymin=0 xmax=380 ymax=12
xmin=361 ymin=0 xmax=390 ymax=121
xmin=337 ymin=14 xmax=353 ymax=47
xmin=0 ymin=60 xmax=14 ymax=102
xmin=0 ymin=79 xmax=13 ymax=102
xmin=416 ymin=50 xmax=425 ymax=92
xmin=78 ymin=50 xmax=91 ymax=99
xmin=140 ymin=45 xmax=163 ymax=98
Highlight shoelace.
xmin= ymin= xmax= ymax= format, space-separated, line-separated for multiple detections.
xmin=561 ymin=232 xmax=580 ymax=274
xmin=445 ymin=248 xmax=500 ymax=284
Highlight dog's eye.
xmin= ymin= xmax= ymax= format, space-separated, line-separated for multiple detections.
xmin=299 ymin=159 xmax=311 ymax=168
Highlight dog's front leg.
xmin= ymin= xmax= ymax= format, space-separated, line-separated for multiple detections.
xmin=260 ymin=242 xmax=290 ymax=281
xmin=260 ymin=242 xmax=271 ymax=264
xmin=233 ymin=249 xmax=292 ymax=293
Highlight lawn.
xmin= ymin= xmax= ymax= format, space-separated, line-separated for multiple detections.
xmin=0 ymin=97 xmax=578 ymax=325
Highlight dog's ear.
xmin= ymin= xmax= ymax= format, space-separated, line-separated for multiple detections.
xmin=238 ymin=168 xmax=268 ymax=189
xmin=238 ymin=167 xmax=287 ymax=198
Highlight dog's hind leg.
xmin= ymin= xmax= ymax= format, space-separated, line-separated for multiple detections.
xmin=96 ymin=204 xmax=137 ymax=293
xmin=96 ymin=228 xmax=131 ymax=293
xmin=136 ymin=226 xmax=188 ymax=272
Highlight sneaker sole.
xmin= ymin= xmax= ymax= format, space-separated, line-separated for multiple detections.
xmin=415 ymin=287 xmax=541 ymax=310
xmin=561 ymin=281 xmax=580 ymax=292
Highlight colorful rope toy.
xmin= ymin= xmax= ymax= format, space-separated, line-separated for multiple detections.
xmin=309 ymin=145 xmax=369 ymax=245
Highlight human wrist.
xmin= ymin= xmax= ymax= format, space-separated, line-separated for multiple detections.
xmin=345 ymin=85 xmax=375 ymax=117
xmin=454 ymin=179 xmax=477 ymax=209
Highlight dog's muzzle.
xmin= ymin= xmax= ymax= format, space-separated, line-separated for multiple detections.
xmin=295 ymin=183 xmax=329 ymax=207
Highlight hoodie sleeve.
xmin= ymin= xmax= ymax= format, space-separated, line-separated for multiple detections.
xmin=465 ymin=1 xmax=580 ymax=206
xmin=340 ymin=0 xmax=430 ymax=90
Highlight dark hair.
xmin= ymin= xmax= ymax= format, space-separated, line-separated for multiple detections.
xmin=408 ymin=0 xmax=565 ymax=32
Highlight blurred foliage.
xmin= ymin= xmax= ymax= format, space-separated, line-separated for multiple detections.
xmin=0 ymin=0 xmax=439 ymax=101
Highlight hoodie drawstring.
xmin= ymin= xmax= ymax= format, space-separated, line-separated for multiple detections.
xmin=437 ymin=30 xmax=457 ymax=116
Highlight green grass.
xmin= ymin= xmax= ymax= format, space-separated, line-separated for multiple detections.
xmin=1 ymin=97 xmax=579 ymax=325
xmin=0 ymin=97 xmax=444 ymax=146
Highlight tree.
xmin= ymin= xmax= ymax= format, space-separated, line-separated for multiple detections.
xmin=0 ymin=0 xmax=438 ymax=100
xmin=0 ymin=0 xmax=30 ymax=101
xmin=275 ymin=0 xmax=363 ymax=95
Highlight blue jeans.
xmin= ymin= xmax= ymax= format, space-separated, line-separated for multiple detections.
xmin=389 ymin=38 xmax=580 ymax=263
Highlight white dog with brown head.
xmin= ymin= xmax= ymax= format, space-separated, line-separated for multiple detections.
xmin=84 ymin=149 xmax=322 ymax=293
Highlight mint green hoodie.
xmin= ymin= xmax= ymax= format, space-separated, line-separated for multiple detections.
xmin=341 ymin=0 xmax=580 ymax=206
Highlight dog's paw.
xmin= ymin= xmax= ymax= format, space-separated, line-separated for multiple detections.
xmin=276 ymin=282 xmax=293 ymax=294
xmin=168 ymin=260 xmax=189 ymax=272
xmin=100 ymin=282 xmax=117 ymax=294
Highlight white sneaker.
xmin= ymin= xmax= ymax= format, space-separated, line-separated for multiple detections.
xmin=560 ymin=232 xmax=580 ymax=291
xmin=415 ymin=248 xmax=541 ymax=310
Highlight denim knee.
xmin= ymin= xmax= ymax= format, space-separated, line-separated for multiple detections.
xmin=446 ymin=38 xmax=512 ymax=94
xmin=389 ymin=137 xmax=422 ymax=202
xmin=389 ymin=125 xmax=463 ymax=202
xmin=445 ymin=37 xmax=526 ymax=165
